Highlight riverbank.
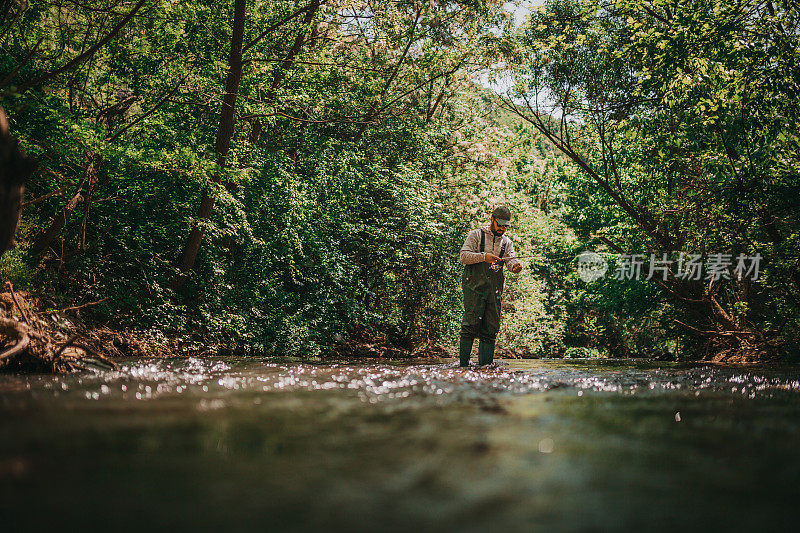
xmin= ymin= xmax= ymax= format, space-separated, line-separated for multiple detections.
xmin=0 ymin=286 xmax=156 ymax=372
xmin=0 ymin=285 xmax=790 ymax=373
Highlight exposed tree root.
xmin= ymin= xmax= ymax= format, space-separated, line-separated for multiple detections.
xmin=693 ymin=322 xmax=784 ymax=364
xmin=707 ymin=342 xmax=782 ymax=364
xmin=0 ymin=282 xmax=148 ymax=373
xmin=0 ymin=317 xmax=29 ymax=362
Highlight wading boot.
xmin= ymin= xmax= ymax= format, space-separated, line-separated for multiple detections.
xmin=459 ymin=336 xmax=474 ymax=367
xmin=478 ymin=340 xmax=495 ymax=366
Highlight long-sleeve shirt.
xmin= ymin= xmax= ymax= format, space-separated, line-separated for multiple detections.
xmin=459 ymin=225 xmax=520 ymax=272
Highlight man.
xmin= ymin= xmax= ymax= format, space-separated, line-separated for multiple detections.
xmin=459 ymin=205 xmax=522 ymax=367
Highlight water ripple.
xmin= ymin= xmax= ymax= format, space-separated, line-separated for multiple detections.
xmin=4 ymin=357 xmax=799 ymax=406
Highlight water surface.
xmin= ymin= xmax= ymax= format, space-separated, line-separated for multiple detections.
xmin=1 ymin=357 xmax=799 ymax=531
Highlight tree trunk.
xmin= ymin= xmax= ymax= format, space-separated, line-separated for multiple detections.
xmin=13 ymin=0 xmax=147 ymax=94
xmin=264 ymin=0 xmax=320 ymax=104
xmin=31 ymin=152 xmax=100 ymax=257
xmin=0 ymin=108 xmax=36 ymax=259
xmin=172 ymin=0 xmax=247 ymax=290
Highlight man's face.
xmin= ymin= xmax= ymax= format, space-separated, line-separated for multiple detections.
xmin=490 ymin=216 xmax=509 ymax=236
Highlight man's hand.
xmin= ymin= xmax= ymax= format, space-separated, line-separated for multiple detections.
xmin=511 ymin=263 xmax=522 ymax=274
xmin=483 ymin=253 xmax=500 ymax=264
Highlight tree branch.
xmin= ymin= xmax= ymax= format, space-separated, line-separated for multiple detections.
xmin=15 ymin=0 xmax=148 ymax=94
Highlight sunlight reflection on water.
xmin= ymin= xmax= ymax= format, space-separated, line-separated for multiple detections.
xmin=2 ymin=357 xmax=800 ymax=531
xmin=11 ymin=356 xmax=800 ymax=405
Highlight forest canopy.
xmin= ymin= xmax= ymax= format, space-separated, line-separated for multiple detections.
xmin=0 ymin=0 xmax=797 ymax=362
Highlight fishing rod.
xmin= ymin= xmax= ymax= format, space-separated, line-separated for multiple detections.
xmin=495 ymin=253 xmax=604 ymax=263
xmin=447 ymin=252 xmax=608 ymax=264
xmin=448 ymin=250 xmax=620 ymax=265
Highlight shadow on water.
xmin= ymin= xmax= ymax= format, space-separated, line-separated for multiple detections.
xmin=1 ymin=356 xmax=800 ymax=531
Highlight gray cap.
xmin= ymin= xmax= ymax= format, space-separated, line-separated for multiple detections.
xmin=492 ymin=206 xmax=511 ymax=225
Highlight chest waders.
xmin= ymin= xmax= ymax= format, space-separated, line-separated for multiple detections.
xmin=459 ymin=230 xmax=505 ymax=367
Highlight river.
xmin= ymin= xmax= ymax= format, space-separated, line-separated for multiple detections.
xmin=1 ymin=357 xmax=799 ymax=531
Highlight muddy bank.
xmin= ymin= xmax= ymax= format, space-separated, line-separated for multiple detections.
xmin=0 ymin=286 xmax=152 ymax=373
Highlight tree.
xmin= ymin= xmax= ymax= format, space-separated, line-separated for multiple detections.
xmin=172 ymin=0 xmax=249 ymax=290
xmin=504 ymin=0 xmax=800 ymax=359
xmin=0 ymin=107 xmax=36 ymax=259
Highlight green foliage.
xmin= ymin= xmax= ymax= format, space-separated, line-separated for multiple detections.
xmin=0 ymin=0 xmax=513 ymax=357
xmin=507 ymin=0 xmax=800 ymax=358
xmin=563 ymin=346 xmax=608 ymax=359
xmin=0 ymin=247 xmax=34 ymax=288
xmin=4 ymin=0 xmax=794 ymax=361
